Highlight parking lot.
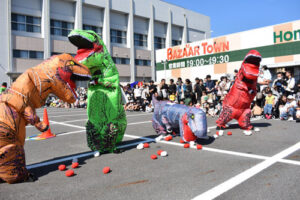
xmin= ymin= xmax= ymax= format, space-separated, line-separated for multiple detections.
xmin=0 ymin=108 xmax=299 ymax=200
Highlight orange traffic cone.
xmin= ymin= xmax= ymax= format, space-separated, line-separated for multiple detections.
xmin=37 ymin=108 xmax=55 ymax=139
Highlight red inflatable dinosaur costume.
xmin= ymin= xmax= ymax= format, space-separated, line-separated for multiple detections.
xmin=216 ymin=50 xmax=262 ymax=135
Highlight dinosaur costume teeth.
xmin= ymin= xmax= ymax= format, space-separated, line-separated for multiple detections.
xmin=0 ymin=54 xmax=91 ymax=183
xmin=68 ymin=30 xmax=127 ymax=153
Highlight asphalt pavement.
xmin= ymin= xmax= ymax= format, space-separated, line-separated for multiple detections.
xmin=0 ymin=107 xmax=299 ymax=200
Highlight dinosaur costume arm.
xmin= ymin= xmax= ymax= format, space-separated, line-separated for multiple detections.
xmin=23 ymin=106 xmax=48 ymax=132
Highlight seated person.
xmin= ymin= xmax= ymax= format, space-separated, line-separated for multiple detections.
xmin=252 ymin=101 xmax=263 ymax=117
xmin=280 ymin=95 xmax=297 ymax=121
xmin=296 ymin=100 xmax=300 ymax=122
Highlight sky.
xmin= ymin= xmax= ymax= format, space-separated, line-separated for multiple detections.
xmin=163 ymin=0 xmax=300 ymax=38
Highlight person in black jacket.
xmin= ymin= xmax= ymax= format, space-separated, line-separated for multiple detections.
xmin=194 ymin=77 xmax=205 ymax=104
xmin=168 ymin=79 xmax=177 ymax=95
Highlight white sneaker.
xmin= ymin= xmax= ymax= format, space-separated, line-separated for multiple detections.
xmin=94 ymin=151 xmax=100 ymax=157
xmin=136 ymin=143 xmax=144 ymax=150
xmin=254 ymin=127 xmax=260 ymax=132
xmin=213 ymin=134 xmax=218 ymax=138
xmin=218 ymin=130 xmax=224 ymax=136
xmin=288 ymin=117 xmax=293 ymax=121
xmin=190 ymin=141 xmax=196 ymax=146
xmin=155 ymin=135 xmax=164 ymax=142
xmin=243 ymin=130 xmax=252 ymax=136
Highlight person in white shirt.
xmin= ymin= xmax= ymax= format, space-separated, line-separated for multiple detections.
xmin=257 ymin=65 xmax=272 ymax=92
xmin=284 ymin=70 xmax=295 ymax=95
xmin=134 ymin=84 xmax=143 ymax=103
xmin=280 ymin=95 xmax=297 ymax=121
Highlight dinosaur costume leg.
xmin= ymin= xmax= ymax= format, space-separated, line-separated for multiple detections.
xmin=0 ymin=103 xmax=29 ymax=183
xmin=237 ymin=108 xmax=252 ymax=130
xmin=216 ymin=106 xmax=234 ymax=128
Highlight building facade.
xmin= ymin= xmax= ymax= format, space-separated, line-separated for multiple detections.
xmin=0 ymin=0 xmax=210 ymax=84
xmin=156 ymin=20 xmax=300 ymax=82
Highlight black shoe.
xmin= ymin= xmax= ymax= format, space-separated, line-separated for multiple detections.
xmin=26 ymin=173 xmax=38 ymax=182
xmin=113 ymin=148 xmax=125 ymax=154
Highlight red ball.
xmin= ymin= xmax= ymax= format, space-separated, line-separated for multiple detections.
xmin=179 ymin=139 xmax=185 ymax=144
xmin=71 ymin=162 xmax=79 ymax=169
xmin=65 ymin=170 xmax=74 ymax=177
xmin=227 ymin=131 xmax=232 ymax=136
xmin=151 ymin=154 xmax=157 ymax=160
xmin=184 ymin=143 xmax=190 ymax=148
xmin=168 ymin=136 xmax=173 ymax=140
xmin=216 ymin=131 xmax=219 ymax=136
xmin=143 ymin=143 xmax=150 ymax=148
xmin=103 ymin=167 xmax=111 ymax=174
xmin=58 ymin=164 xmax=66 ymax=171
xmin=196 ymin=144 xmax=203 ymax=150
xmin=157 ymin=150 xmax=163 ymax=156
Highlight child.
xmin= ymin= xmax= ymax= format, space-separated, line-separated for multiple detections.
xmin=264 ymin=91 xmax=275 ymax=119
xmin=252 ymin=101 xmax=263 ymax=118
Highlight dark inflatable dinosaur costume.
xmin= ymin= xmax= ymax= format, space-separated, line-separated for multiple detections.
xmin=0 ymin=54 xmax=91 ymax=183
xmin=216 ymin=50 xmax=262 ymax=135
xmin=152 ymin=95 xmax=207 ymax=142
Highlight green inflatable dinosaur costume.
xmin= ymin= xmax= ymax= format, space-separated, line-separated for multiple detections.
xmin=68 ymin=30 xmax=127 ymax=153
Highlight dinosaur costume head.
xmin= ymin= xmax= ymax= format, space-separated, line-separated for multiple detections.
xmin=52 ymin=55 xmax=91 ymax=102
xmin=68 ymin=30 xmax=106 ymax=75
xmin=181 ymin=108 xmax=208 ymax=141
xmin=2 ymin=54 xmax=91 ymax=110
xmin=238 ymin=50 xmax=262 ymax=81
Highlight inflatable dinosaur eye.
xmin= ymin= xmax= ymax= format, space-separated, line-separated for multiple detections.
xmin=70 ymin=61 xmax=74 ymax=65
xmin=190 ymin=114 xmax=194 ymax=119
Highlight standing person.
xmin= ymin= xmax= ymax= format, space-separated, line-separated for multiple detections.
xmin=217 ymin=76 xmax=227 ymax=101
xmin=194 ymin=78 xmax=203 ymax=104
xmin=183 ymin=79 xmax=193 ymax=105
xmin=176 ymin=77 xmax=183 ymax=103
xmin=159 ymin=79 xmax=169 ymax=100
xmin=257 ymin=65 xmax=272 ymax=92
xmin=134 ymin=84 xmax=143 ymax=104
xmin=205 ymin=75 xmax=215 ymax=101
xmin=0 ymin=82 xmax=7 ymax=94
xmin=168 ymin=79 xmax=177 ymax=101
xmin=263 ymin=91 xmax=275 ymax=119
xmin=148 ymin=80 xmax=157 ymax=103
xmin=284 ymin=70 xmax=295 ymax=95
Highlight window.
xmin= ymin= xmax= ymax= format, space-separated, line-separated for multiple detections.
xmin=134 ymin=33 xmax=147 ymax=47
xmin=11 ymin=13 xmax=41 ymax=33
xmin=172 ymin=39 xmax=181 ymax=46
xmin=13 ymin=50 xmax=43 ymax=59
xmin=50 ymin=19 xmax=74 ymax=37
xmin=154 ymin=36 xmax=166 ymax=49
xmin=135 ymin=59 xmax=151 ymax=66
xmin=112 ymin=57 xmax=130 ymax=65
xmin=83 ymin=24 xmax=102 ymax=38
xmin=111 ymin=29 xmax=126 ymax=44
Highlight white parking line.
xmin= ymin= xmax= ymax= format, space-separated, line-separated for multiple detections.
xmin=27 ymin=119 xmax=300 ymax=167
xmin=48 ymin=112 xmax=152 ymax=118
xmin=192 ymin=141 xmax=300 ymax=200
xmin=26 ymin=138 xmax=154 ymax=169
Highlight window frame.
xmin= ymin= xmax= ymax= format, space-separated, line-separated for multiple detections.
xmin=50 ymin=19 xmax=74 ymax=37
xmin=11 ymin=13 xmax=41 ymax=33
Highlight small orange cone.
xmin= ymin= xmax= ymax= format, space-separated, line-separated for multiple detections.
xmin=37 ymin=108 xmax=55 ymax=139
